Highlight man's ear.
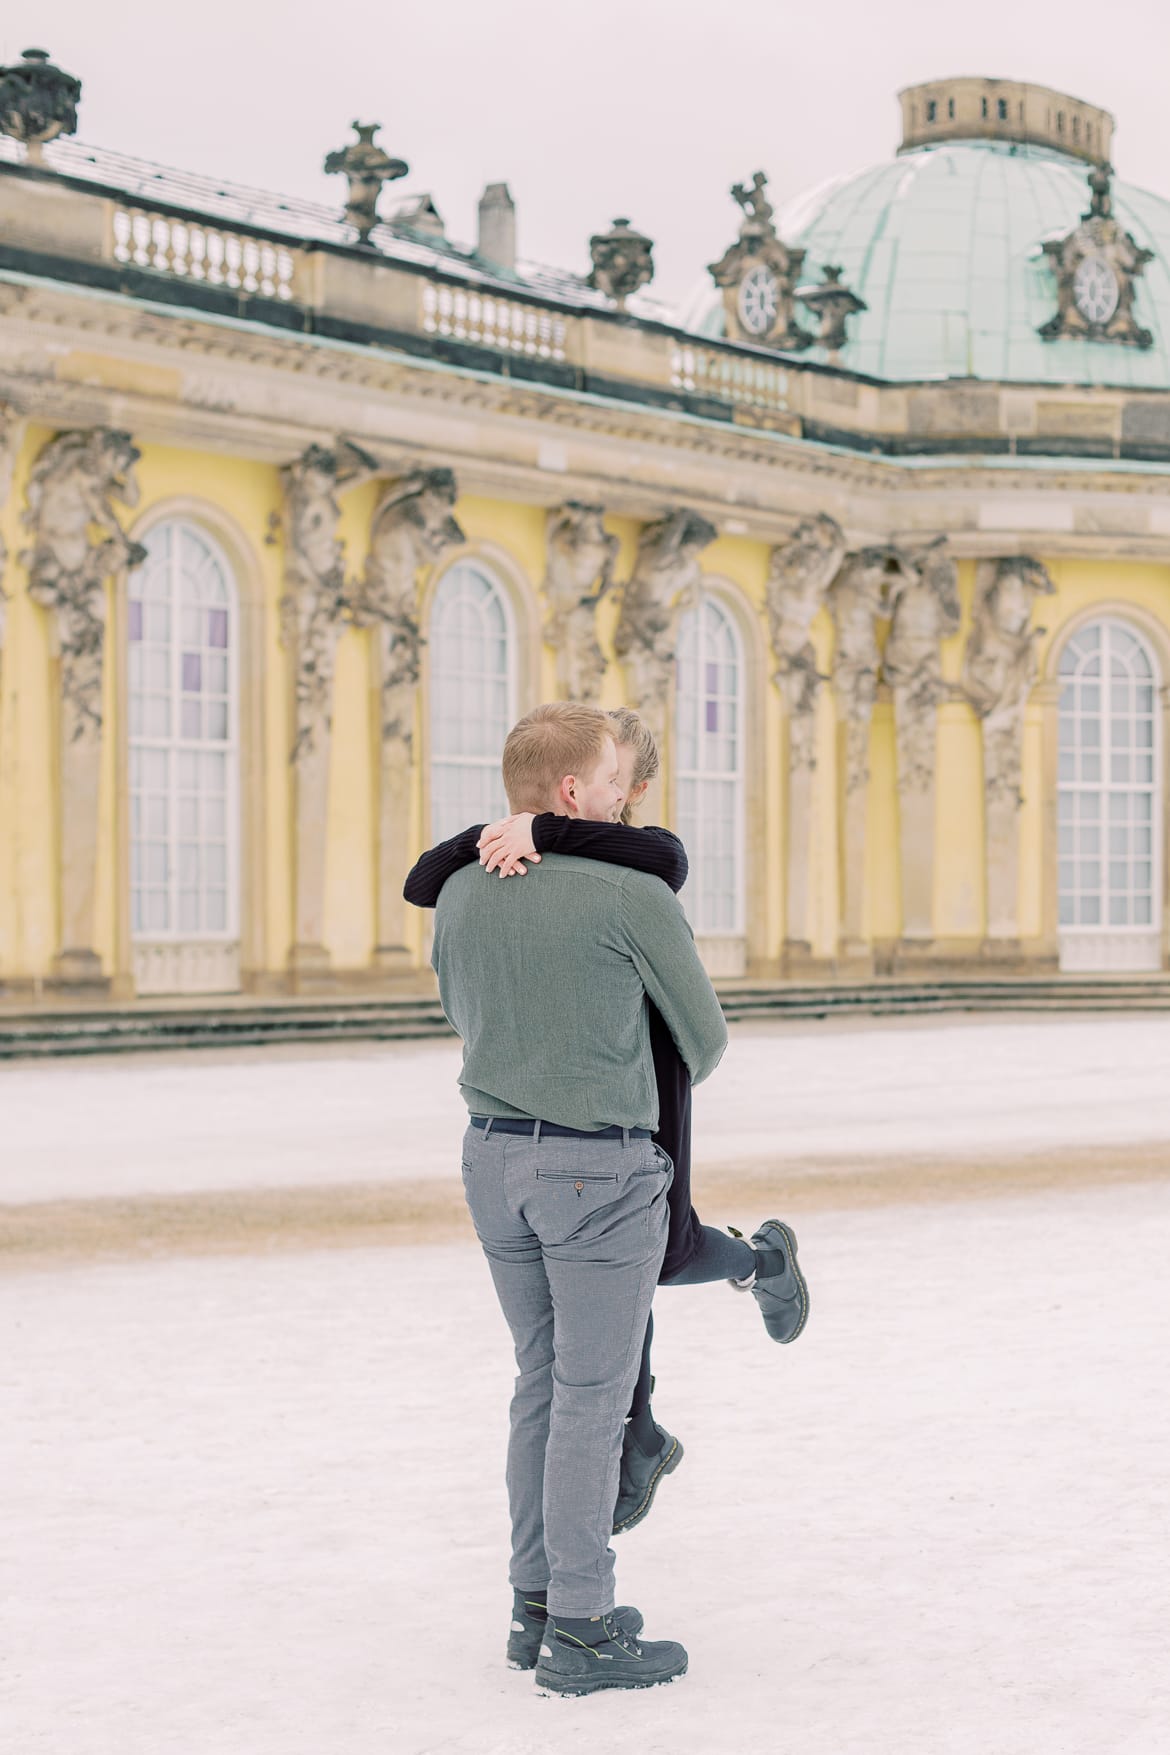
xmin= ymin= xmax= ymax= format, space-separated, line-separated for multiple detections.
xmin=558 ymin=773 xmax=577 ymax=809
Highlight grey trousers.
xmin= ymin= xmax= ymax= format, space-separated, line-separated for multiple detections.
xmin=460 ymin=1120 xmax=672 ymax=1618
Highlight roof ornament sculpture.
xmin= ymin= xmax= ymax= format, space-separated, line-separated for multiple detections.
xmin=1038 ymin=162 xmax=1154 ymax=349
xmin=0 ymin=47 xmax=81 ymax=165
xmin=324 ymin=122 xmax=409 ymax=248
xmin=709 ymin=170 xmax=812 ymax=351
xmin=796 ymin=264 xmax=867 ymax=356
xmin=587 ymin=218 xmax=654 ymax=310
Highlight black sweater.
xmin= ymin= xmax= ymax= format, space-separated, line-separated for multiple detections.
xmin=403 ymin=815 xmax=703 ymax=1279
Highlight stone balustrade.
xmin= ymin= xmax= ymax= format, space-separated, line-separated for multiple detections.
xmin=111 ymin=205 xmax=300 ymax=301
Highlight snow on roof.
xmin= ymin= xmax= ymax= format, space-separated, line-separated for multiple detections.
xmin=0 ymin=134 xmax=678 ymax=323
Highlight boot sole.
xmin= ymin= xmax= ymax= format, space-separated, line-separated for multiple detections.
xmin=534 ymin=1661 xmax=688 ymax=1697
xmin=611 ymin=1436 xmax=684 ymax=1535
xmin=755 ymin=1220 xmax=809 ymax=1343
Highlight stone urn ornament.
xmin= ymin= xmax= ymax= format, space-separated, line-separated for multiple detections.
xmin=0 ymin=47 xmax=81 ymax=164
xmin=796 ymin=264 xmax=867 ymax=354
xmin=588 ymin=218 xmax=654 ymax=309
xmin=324 ymin=122 xmax=409 ymax=247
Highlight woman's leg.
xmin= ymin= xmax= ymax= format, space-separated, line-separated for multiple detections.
xmin=624 ymin=1312 xmax=659 ymax=1452
xmin=660 ymin=1223 xmax=755 ymax=1286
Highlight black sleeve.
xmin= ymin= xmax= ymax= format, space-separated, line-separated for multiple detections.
xmin=530 ymin=816 xmax=688 ymax=893
xmin=402 ymin=824 xmax=486 ymax=909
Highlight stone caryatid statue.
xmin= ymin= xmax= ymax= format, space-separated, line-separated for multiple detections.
xmin=962 ymin=556 xmax=1055 ymax=944
xmin=765 ymin=515 xmax=846 ymax=958
xmin=324 ymin=123 xmax=408 ymax=247
xmin=885 ymin=539 xmax=961 ymax=791
xmin=0 ymin=48 xmax=81 ymax=165
xmin=0 ymin=405 xmax=23 ymax=701
xmin=587 ymin=218 xmax=655 ymax=310
xmin=828 ymin=545 xmax=907 ymax=955
xmin=357 ymin=468 xmax=463 ymax=742
xmin=543 ymin=503 xmax=619 ymax=703
xmin=354 ymin=468 xmax=464 ymax=974
xmin=884 ymin=539 xmax=962 ymax=947
xmin=613 ymin=509 xmax=717 ymax=748
xmin=766 ymin=514 xmax=847 ymax=759
xmin=280 ymin=438 xmax=378 ymax=761
xmin=21 ymin=428 xmax=145 ymax=985
xmin=279 ymin=437 xmax=378 ymax=978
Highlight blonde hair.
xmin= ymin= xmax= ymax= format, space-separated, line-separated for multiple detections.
xmin=608 ymin=706 xmax=659 ymax=826
xmin=502 ymin=702 xmax=612 ymax=811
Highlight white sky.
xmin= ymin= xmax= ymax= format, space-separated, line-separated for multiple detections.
xmin=6 ymin=1 xmax=1170 ymax=300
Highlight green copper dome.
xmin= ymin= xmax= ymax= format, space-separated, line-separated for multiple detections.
xmin=687 ymin=140 xmax=1170 ymax=388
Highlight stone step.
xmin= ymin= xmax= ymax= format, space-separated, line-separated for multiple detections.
xmin=2 ymin=976 xmax=1169 ymax=1059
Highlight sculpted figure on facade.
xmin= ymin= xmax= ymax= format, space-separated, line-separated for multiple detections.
xmin=543 ymin=503 xmax=619 ymax=702
xmin=828 ymin=546 xmax=902 ymax=793
xmin=1039 ymin=164 xmax=1154 ymax=349
xmin=765 ymin=514 xmax=846 ymax=767
xmin=280 ymin=438 xmax=377 ymax=762
xmin=828 ymin=545 xmax=909 ymax=958
xmin=0 ymin=405 xmax=22 ymax=689
xmin=355 ymin=468 xmax=464 ymax=974
xmin=22 ymin=428 xmax=145 ymax=741
xmin=614 ymin=509 xmax=716 ymax=741
xmin=884 ymin=539 xmax=961 ymax=792
xmin=962 ymin=556 xmax=1054 ymax=806
xmin=21 ymin=426 xmax=144 ymax=983
xmin=356 ymin=467 xmax=463 ymax=743
xmin=709 ymin=170 xmax=812 ymax=350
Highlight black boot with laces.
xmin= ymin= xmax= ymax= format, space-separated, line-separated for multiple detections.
xmin=507 ymin=1590 xmax=643 ymax=1670
xmin=533 ymin=1611 xmax=688 ymax=1696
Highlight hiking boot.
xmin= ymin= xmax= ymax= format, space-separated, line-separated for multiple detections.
xmin=507 ymin=1598 xmax=643 ymax=1671
xmin=534 ymin=1613 xmax=688 ymax=1696
xmin=731 ymin=1219 xmax=809 ymax=1343
xmin=612 ymin=1419 xmax=684 ymax=1534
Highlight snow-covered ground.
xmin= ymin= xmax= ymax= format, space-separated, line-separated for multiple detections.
xmin=3 ymin=1011 xmax=1170 ymax=1204
xmin=2 ymin=1016 xmax=1168 ymax=1752
xmin=3 ymin=1184 xmax=1167 ymax=1754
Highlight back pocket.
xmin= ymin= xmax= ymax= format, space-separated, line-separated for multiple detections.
xmin=535 ymin=1170 xmax=618 ymax=1185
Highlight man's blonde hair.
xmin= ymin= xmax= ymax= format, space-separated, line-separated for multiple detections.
xmin=608 ymin=707 xmax=659 ymax=825
xmin=502 ymin=702 xmax=613 ymax=811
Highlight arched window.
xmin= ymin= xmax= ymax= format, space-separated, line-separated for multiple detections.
xmin=1058 ymin=617 xmax=1162 ymax=969
xmin=675 ymin=592 xmax=745 ymax=935
xmin=128 ymin=521 xmax=238 ymax=945
xmin=429 ymin=560 xmax=515 ymax=841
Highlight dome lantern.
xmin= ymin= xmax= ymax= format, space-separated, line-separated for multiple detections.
xmin=898 ymin=78 xmax=1114 ymax=167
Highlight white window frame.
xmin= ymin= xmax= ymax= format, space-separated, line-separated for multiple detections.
xmin=127 ymin=520 xmax=240 ymax=944
xmin=1057 ymin=614 xmax=1162 ymax=971
xmin=674 ymin=590 xmax=746 ymax=938
xmin=428 ymin=558 xmax=517 ymax=842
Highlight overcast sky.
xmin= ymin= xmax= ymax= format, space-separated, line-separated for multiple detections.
xmin=5 ymin=1 xmax=1168 ymax=302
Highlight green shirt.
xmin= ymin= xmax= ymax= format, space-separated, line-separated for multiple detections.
xmin=432 ymin=853 xmax=728 ymax=1131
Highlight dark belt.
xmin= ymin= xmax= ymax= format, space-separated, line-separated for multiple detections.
xmin=470 ymin=1116 xmax=651 ymax=1141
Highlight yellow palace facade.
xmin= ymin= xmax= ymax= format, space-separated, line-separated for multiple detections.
xmin=1 ymin=56 xmax=1169 ymax=1001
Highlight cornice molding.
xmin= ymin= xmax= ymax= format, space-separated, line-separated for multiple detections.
xmin=2 ymin=277 xmax=1170 ymax=558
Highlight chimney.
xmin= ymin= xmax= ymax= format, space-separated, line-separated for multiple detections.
xmin=477 ymin=182 xmax=516 ymax=272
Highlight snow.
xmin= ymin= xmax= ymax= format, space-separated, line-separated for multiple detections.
xmin=3 ymin=1011 xmax=1170 ymax=1204
xmin=2 ymin=1016 xmax=1168 ymax=1752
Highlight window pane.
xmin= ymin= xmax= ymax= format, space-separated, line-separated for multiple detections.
xmin=1058 ymin=619 xmax=1161 ymax=955
xmin=128 ymin=521 xmax=238 ymax=945
xmin=429 ymin=564 xmax=514 ymax=842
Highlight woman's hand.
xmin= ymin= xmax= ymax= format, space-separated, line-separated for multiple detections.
xmin=477 ymin=812 xmax=540 ymax=878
